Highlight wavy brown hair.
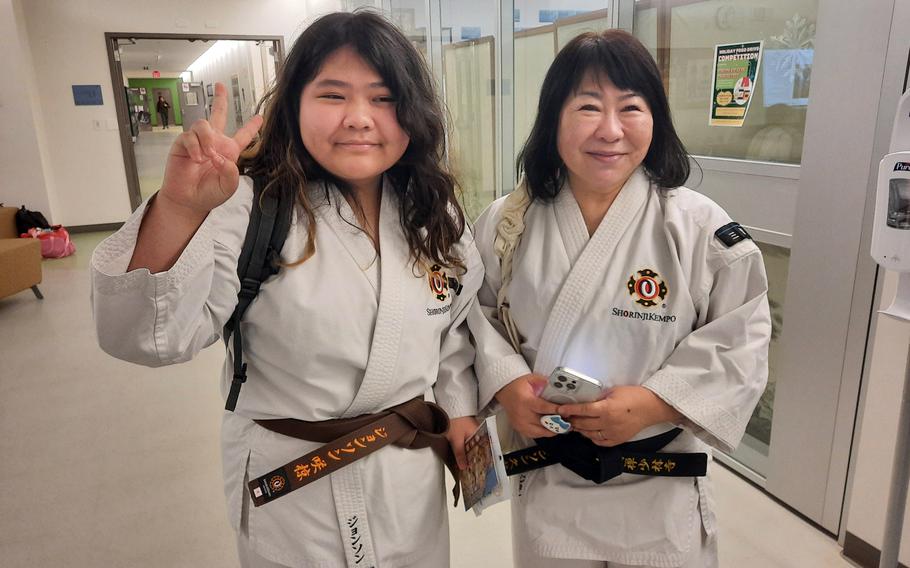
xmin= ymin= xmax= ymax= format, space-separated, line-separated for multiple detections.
xmin=239 ymin=10 xmax=464 ymax=269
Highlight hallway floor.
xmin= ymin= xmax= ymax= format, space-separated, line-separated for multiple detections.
xmin=0 ymin=232 xmax=860 ymax=567
xmin=136 ymin=127 xmax=182 ymax=201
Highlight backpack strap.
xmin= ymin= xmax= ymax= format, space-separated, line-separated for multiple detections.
xmin=223 ymin=176 xmax=294 ymax=412
xmin=492 ymin=180 xmax=532 ymax=353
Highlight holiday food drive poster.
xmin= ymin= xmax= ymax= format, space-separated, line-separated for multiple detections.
xmin=710 ymin=41 xmax=763 ymax=127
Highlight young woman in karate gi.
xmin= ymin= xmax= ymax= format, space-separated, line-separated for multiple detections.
xmin=92 ymin=11 xmax=480 ymax=568
xmin=469 ymin=30 xmax=772 ymax=567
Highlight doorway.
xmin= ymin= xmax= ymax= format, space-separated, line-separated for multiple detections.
xmin=105 ymin=33 xmax=285 ymax=210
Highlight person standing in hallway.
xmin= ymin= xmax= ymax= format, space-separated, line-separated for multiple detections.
xmin=156 ymin=94 xmax=170 ymax=129
xmin=469 ymin=29 xmax=772 ymax=567
xmin=91 ymin=11 xmax=480 ymax=568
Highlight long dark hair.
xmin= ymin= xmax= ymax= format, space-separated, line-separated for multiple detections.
xmin=518 ymin=29 xmax=690 ymax=201
xmin=240 ymin=10 xmax=464 ymax=269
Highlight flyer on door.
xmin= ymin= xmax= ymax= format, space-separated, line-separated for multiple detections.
xmin=709 ymin=41 xmax=763 ymax=127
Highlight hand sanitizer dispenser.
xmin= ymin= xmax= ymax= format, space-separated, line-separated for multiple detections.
xmin=872 ymin=87 xmax=910 ymax=568
xmin=872 ymin=89 xmax=910 ymax=320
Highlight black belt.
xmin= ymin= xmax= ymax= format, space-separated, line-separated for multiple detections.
xmin=504 ymin=428 xmax=707 ymax=483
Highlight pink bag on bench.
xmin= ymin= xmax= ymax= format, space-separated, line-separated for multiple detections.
xmin=23 ymin=226 xmax=76 ymax=258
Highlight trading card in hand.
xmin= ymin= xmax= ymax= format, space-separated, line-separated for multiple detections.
xmin=459 ymin=415 xmax=510 ymax=514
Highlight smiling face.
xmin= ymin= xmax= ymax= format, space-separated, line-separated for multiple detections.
xmin=556 ymin=73 xmax=653 ymax=199
xmin=298 ymin=46 xmax=410 ymax=192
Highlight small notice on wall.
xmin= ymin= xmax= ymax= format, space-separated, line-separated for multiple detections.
xmin=72 ymin=85 xmax=103 ymax=106
xmin=709 ymin=41 xmax=763 ymax=127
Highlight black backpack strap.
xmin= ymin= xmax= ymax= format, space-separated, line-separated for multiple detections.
xmin=223 ymin=176 xmax=294 ymax=411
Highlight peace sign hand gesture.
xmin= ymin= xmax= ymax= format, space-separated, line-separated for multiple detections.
xmin=159 ymin=82 xmax=264 ymax=216
xmin=127 ymin=82 xmax=264 ymax=274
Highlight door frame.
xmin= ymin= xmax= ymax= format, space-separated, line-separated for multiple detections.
xmin=104 ymin=32 xmax=285 ymax=211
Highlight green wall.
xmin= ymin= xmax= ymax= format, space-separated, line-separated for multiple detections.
xmin=128 ymin=78 xmax=183 ymax=126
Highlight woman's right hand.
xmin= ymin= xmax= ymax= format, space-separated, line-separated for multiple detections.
xmin=158 ymin=82 xmax=264 ymax=218
xmin=494 ymin=373 xmax=560 ymax=438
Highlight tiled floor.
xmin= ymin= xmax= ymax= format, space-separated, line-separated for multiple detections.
xmin=0 ymin=232 xmax=860 ymax=567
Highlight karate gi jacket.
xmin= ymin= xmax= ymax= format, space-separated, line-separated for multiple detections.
xmin=92 ymin=177 xmax=481 ymax=567
xmin=468 ymin=169 xmax=771 ymax=566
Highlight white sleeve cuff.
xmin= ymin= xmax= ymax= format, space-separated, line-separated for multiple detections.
xmin=643 ymin=370 xmax=742 ymax=453
xmin=477 ymin=353 xmax=531 ymax=412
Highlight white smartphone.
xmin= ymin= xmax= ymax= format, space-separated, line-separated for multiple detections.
xmin=540 ymin=367 xmax=604 ymax=405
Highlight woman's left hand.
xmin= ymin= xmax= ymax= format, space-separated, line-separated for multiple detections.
xmin=447 ymin=416 xmax=480 ymax=469
xmin=557 ymin=386 xmax=683 ymax=447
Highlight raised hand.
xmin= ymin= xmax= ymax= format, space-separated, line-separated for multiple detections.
xmin=127 ymin=83 xmax=264 ymax=273
xmin=158 ymin=82 xmax=264 ymax=216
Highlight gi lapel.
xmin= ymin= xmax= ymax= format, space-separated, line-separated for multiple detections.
xmin=341 ymin=178 xmax=404 ymax=418
xmin=554 ymin=185 xmax=591 ymax=265
xmin=331 ymin=180 xmax=404 ymax=568
xmin=319 ymin=183 xmax=381 ymax=297
xmin=533 ymin=169 xmax=651 ymax=377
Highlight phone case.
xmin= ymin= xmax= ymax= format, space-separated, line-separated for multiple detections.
xmin=541 ymin=367 xmax=603 ymax=405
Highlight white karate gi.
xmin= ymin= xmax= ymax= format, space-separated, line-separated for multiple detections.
xmin=92 ymin=177 xmax=481 ymax=568
xmin=468 ymin=169 xmax=771 ymax=567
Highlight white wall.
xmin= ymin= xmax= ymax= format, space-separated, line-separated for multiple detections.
xmin=0 ymin=0 xmax=56 ymax=220
xmin=841 ymin=0 xmax=910 ymax=560
xmin=15 ymin=0 xmax=337 ymax=226
xmin=848 ymin=270 xmax=910 ymax=563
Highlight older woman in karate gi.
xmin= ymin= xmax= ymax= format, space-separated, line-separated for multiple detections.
xmin=92 ymin=12 xmax=480 ymax=568
xmin=469 ymin=30 xmax=771 ymax=567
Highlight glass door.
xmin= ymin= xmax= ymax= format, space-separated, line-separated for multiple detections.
xmin=373 ymin=0 xmax=899 ymax=534
xmin=627 ymin=0 xmax=896 ymax=533
xmin=631 ymin=0 xmax=815 ymax=479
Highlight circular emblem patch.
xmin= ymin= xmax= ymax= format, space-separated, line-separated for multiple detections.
xmin=269 ymin=475 xmax=286 ymax=493
xmin=428 ymin=264 xmax=449 ymax=301
xmin=627 ymin=269 xmax=668 ymax=308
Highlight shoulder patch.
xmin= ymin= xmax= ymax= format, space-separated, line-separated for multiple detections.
xmin=715 ymin=222 xmax=752 ymax=248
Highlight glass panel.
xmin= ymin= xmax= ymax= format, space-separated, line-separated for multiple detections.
xmin=729 ymin=240 xmax=787 ymax=475
xmin=440 ymin=0 xmax=498 ymax=220
xmin=633 ymin=0 xmax=819 ymax=164
xmin=555 ymin=10 xmax=609 ymax=50
xmin=514 ymin=29 xmax=554 ymax=174
xmin=513 ymin=2 xmax=609 ymax=177
xmin=633 ymin=7 xmax=659 ymax=63
xmin=443 ymin=38 xmax=496 ymax=220
xmin=387 ymin=0 xmax=429 ymax=57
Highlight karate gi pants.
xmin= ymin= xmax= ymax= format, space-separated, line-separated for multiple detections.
xmin=512 ymin=498 xmax=718 ymax=568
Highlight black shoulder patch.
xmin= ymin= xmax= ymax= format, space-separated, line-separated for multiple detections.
xmin=715 ymin=222 xmax=752 ymax=248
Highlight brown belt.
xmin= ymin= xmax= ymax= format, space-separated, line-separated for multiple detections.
xmin=248 ymin=397 xmax=460 ymax=507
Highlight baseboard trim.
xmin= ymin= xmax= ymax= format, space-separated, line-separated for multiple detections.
xmin=68 ymin=222 xmax=123 ymax=234
xmin=844 ymin=531 xmax=909 ymax=568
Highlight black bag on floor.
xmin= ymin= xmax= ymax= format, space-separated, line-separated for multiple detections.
xmin=15 ymin=206 xmax=51 ymax=235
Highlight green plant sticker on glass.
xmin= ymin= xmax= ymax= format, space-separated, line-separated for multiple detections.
xmin=709 ymin=41 xmax=763 ymax=127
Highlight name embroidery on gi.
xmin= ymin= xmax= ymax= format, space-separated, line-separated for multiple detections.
xmin=626 ymin=268 xmax=668 ymax=308
xmin=427 ymin=264 xmax=463 ymax=302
